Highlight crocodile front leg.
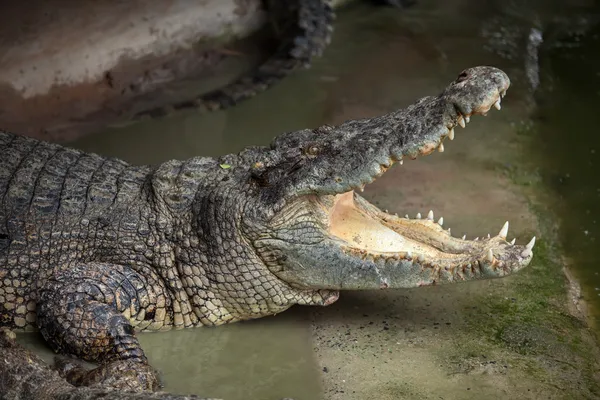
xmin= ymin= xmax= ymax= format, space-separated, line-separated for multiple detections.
xmin=36 ymin=262 xmax=172 ymax=392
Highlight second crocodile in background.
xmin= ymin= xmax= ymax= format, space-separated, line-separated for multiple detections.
xmin=0 ymin=66 xmax=535 ymax=394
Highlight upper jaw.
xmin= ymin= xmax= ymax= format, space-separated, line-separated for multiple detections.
xmin=328 ymin=67 xmax=510 ymax=196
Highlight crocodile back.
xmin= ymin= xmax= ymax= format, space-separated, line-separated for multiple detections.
xmin=0 ymin=132 xmax=149 ymax=328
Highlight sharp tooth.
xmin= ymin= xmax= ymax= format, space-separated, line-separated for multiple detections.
xmin=427 ymin=210 xmax=434 ymax=220
xmin=462 ymin=234 xmax=466 ymax=240
xmin=385 ymin=209 xmax=389 ymax=213
xmin=458 ymin=116 xmax=466 ymax=128
xmin=400 ymin=160 xmax=404 ymax=165
xmin=510 ymin=238 xmax=516 ymax=245
xmin=416 ymin=213 xmax=422 ymax=219
xmin=360 ymin=186 xmax=365 ymax=192
xmin=486 ymin=249 xmax=494 ymax=262
xmin=418 ymin=255 xmax=425 ymax=263
xmin=404 ymin=214 xmax=409 ymax=219
xmin=438 ymin=143 xmax=444 ymax=153
xmin=447 ymin=227 xmax=451 ymax=234
xmin=394 ymin=213 xmax=398 ymax=217
xmin=498 ymin=221 xmax=509 ymax=239
xmin=406 ymin=251 xmax=412 ymax=259
xmin=487 ymin=233 xmax=491 ymax=239
xmin=465 ymin=116 xmax=470 ymax=123
xmin=448 ymin=128 xmax=455 ymax=140
xmin=474 ymin=237 xmax=479 ymax=241
xmin=525 ymin=236 xmax=536 ymax=250
xmin=438 ymin=217 xmax=444 ymax=226
xmin=494 ymin=98 xmax=501 ymax=110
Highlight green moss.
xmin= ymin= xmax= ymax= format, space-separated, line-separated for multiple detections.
xmin=440 ymin=118 xmax=600 ymax=396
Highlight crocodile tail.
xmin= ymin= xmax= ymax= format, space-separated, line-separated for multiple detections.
xmin=134 ymin=0 xmax=335 ymax=120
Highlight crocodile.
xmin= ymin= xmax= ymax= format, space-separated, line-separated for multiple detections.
xmin=0 ymin=66 xmax=535 ymax=393
xmin=134 ymin=0 xmax=414 ymax=120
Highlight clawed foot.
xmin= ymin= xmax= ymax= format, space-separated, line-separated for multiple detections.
xmin=54 ymin=356 xmax=161 ymax=393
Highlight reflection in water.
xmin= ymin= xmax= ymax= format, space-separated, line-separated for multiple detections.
xmin=60 ymin=0 xmax=600 ymax=397
xmin=141 ymin=311 xmax=320 ymax=399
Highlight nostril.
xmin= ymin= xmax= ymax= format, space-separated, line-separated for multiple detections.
xmin=456 ymin=71 xmax=469 ymax=83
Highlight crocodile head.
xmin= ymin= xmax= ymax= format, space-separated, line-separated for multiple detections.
xmin=232 ymin=66 xmax=535 ymax=293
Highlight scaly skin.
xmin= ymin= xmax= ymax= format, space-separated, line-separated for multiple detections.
xmin=0 ymin=329 xmax=212 ymax=399
xmin=0 ymin=66 xmax=535 ymax=394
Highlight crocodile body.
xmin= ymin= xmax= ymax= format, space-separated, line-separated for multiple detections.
xmin=134 ymin=0 xmax=414 ymax=120
xmin=0 ymin=66 xmax=535 ymax=394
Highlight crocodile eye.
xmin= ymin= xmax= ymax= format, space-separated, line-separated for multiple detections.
xmin=305 ymin=144 xmax=320 ymax=157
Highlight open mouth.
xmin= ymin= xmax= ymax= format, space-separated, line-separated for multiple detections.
xmin=317 ymin=89 xmax=535 ymax=282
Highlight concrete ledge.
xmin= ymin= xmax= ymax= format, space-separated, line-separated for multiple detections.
xmin=0 ymin=0 xmax=354 ymax=141
xmin=0 ymin=0 xmax=265 ymax=98
xmin=0 ymin=0 xmax=269 ymax=141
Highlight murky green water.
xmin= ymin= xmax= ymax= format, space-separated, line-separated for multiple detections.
xmin=533 ymin=20 xmax=600 ymax=327
xmin=17 ymin=0 xmax=600 ymax=398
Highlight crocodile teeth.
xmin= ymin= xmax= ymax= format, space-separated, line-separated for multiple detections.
xmin=520 ymin=236 xmax=536 ymax=257
xmin=458 ymin=116 xmax=466 ymax=128
xmin=405 ymin=214 xmax=409 ymax=219
xmin=406 ymin=251 xmax=412 ymax=259
xmin=400 ymin=160 xmax=404 ymax=165
xmin=416 ymin=213 xmax=422 ymax=219
xmin=427 ymin=210 xmax=434 ymax=220
xmin=510 ymin=238 xmax=516 ymax=245
xmin=487 ymin=233 xmax=491 ymax=239
xmin=448 ymin=128 xmax=455 ymax=140
xmin=498 ymin=221 xmax=509 ymax=239
xmin=486 ymin=249 xmax=494 ymax=262
xmin=474 ymin=237 xmax=479 ymax=241
xmin=438 ymin=143 xmax=445 ymax=153
xmin=438 ymin=217 xmax=444 ymax=226
xmin=525 ymin=236 xmax=536 ymax=249
xmin=465 ymin=116 xmax=470 ymax=123
xmin=447 ymin=227 xmax=451 ymax=234
xmin=462 ymin=234 xmax=466 ymax=240
xmin=494 ymin=98 xmax=501 ymax=110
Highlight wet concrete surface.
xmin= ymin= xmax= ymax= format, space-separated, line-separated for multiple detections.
xmin=0 ymin=0 xmax=267 ymax=141
xmin=11 ymin=0 xmax=600 ymax=399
